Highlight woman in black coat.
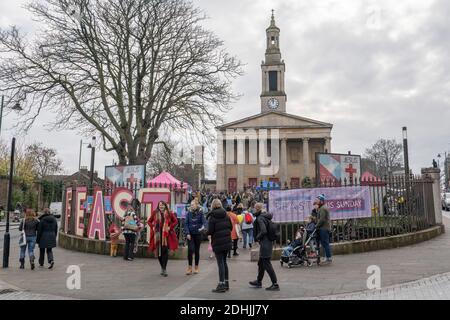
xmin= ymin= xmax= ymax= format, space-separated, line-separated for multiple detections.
xmin=37 ymin=208 xmax=58 ymax=269
xmin=207 ymin=199 xmax=232 ymax=293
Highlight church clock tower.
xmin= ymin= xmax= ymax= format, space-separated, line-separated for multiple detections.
xmin=261 ymin=10 xmax=287 ymax=113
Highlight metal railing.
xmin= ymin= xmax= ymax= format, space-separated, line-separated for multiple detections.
xmin=276 ymin=174 xmax=435 ymax=247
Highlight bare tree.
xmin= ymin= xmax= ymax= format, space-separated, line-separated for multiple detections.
xmin=364 ymin=139 xmax=403 ymax=177
xmin=0 ymin=0 xmax=242 ymax=165
xmin=26 ymin=142 xmax=63 ymax=179
xmin=146 ymin=138 xmax=198 ymax=186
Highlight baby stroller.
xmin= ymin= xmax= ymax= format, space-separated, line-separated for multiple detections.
xmin=280 ymin=226 xmax=320 ymax=268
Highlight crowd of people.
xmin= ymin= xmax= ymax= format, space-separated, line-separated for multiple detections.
xmin=14 ymin=187 xmax=332 ymax=294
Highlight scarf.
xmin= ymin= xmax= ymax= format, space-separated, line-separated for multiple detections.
xmin=154 ymin=209 xmax=170 ymax=256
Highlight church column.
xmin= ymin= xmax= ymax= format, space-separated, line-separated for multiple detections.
xmin=325 ymin=137 xmax=332 ymax=153
xmin=303 ymin=137 xmax=310 ymax=178
xmin=237 ymin=137 xmax=245 ymax=192
xmin=281 ymin=138 xmax=287 ymax=188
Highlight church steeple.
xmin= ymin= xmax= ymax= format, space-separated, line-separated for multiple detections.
xmin=261 ymin=10 xmax=287 ymax=113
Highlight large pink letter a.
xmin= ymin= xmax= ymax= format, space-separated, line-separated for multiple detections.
xmin=87 ymin=190 xmax=106 ymax=240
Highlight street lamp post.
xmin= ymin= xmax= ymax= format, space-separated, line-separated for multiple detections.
xmin=402 ymin=127 xmax=410 ymax=179
xmin=3 ymin=138 xmax=16 ymax=268
xmin=88 ymin=137 xmax=96 ymax=195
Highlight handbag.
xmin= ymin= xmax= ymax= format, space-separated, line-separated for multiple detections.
xmin=235 ymin=224 xmax=243 ymax=239
xmin=19 ymin=219 xmax=27 ymax=247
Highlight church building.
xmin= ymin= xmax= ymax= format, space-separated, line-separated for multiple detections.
xmin=216 ymin=12 xmax=333 ymax=192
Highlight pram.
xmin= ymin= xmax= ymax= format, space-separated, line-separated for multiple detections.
xmin=280 ymin=226 xmax=320 ymax=268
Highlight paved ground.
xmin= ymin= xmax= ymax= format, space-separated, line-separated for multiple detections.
xmin=0 ymin=212 xmax=450 ymax=300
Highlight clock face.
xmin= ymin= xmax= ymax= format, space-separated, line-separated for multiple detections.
xmin=267 ymin=98 xmax=279 ymax=109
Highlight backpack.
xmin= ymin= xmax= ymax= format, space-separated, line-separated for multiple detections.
xmin=244 ymin=212 xmax=253 ymax=224
xmin=264 ymin=218 xmax=280 ymax=242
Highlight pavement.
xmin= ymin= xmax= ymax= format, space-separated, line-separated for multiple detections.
xmin=0 ymin=212 xmax=450 ymax=300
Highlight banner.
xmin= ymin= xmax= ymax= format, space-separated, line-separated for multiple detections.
xmin=105 ymin=164 xmax=145 ymax=186
xmin=269 ymin=186 xmax=372 ymax=222
xmin=316 ymin=153 xmax=361 ymax=182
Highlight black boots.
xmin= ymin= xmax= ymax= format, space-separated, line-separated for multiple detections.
xmin=19 ymin=258 xmax=25 ymax=269
xmin=224 ymin=280 xmax=229 ymax=291
xmin=212 ymin=282 xmax=226 ymax=293
xmin=30 ymin=256 xmax=35 ymax=270
xmin=266 ymin=284 xmax=280 ymax=291
xmin=48 ymin=261 xmax=54 ymax=269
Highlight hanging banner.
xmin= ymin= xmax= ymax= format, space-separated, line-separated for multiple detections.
xmin=269 ymin=186 xmax=372 ymax=222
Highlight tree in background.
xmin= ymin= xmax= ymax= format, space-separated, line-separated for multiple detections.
xmin=146 ymin=139 xmax=198 ymax=187
xmin=364 ymin=139 xmax=403 ymax=177
xmin=26 ymin=142 xmax=63 ymax=179
xmin=0 ymin=0 xmax=242 ymax=165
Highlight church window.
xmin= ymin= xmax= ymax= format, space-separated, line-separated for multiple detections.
xmin=271 ymin=36 xmax=276 ymax=45
xmin=290 ymin=146 xmax=300 ymax=163
xmin=269 ymin=71 xmax=278 ymax=91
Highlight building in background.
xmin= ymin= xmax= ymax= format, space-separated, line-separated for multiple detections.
xmin=216 ymin=13 xmax=333 ymax=192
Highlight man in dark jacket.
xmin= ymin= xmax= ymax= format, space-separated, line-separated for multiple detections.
xmin=37 ymin=208 xmax=58 ymax=269
xmin=207 ymin=199 xmax=232 ymax=293
xmin=315 ymin=194 xmax=332 ymax=264
xmin=184 ymin=201 xmax=207 ymax=275
xmin=249 ymin=203 xmax=280 ymax=291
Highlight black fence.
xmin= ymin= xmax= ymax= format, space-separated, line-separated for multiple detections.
xmin=61 ymin=174 xmax=436 ymax=249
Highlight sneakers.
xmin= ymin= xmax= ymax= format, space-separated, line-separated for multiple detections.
xmin=212 ymin=283 xmax=226 ymax=293
xmin=320 ymin=258 xmax=333 ymax=265
xmin=249 ymin=280 xmax=262 ymax=288
xmin=194 ymin=266 xmax=199 ymax=274
xmin=48 ymin=261 xmax=54 ymax=269
xmin=233 ymin=252 xmax=239 ymax=256
xmin=186 ymin=266 xmax=193 ymax=275
xmin=266 ymin=284 xmax=280 ymax=291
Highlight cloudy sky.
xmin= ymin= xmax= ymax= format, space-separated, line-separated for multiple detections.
xmin=1 ymin=0 xmax=449 ymax=178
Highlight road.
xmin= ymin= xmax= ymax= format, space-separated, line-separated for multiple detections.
xmin=0 ymin=212 xmax=449 ymax=300
xmin=0 ymin=225 xmax=20 ymax=252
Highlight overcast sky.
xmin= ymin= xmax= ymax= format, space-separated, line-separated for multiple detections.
xmin=1 ymin=0 xmax=449 ymax=179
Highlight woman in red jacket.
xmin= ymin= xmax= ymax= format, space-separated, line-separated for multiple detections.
xmin=148 ymin=201 xmax=178 ymax=277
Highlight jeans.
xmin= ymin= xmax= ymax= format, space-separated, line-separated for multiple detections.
xmin=158 ymin=246 xmax=169 ymax=270
xmin=318 ymin=229 xmax=332 ymax=259
xmin=215 ymin=250 xmax=229 ymax=283
xmin=20 ymin=236 xmax=36 ymax=259
xmin=242 ymin=228 xmax=253 ymax=248
xmin=39 ymin=248 xmax=54 ymax=265
xmin=123 ymin=233 xmax=136 ymax=260
xmin=187 ymin=234 xmax=202 ymax=266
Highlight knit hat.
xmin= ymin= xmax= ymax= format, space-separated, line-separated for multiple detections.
xmin=316 ymin=194 xmax=325 ymax=202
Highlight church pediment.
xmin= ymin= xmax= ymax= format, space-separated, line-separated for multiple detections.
xmin=217 ymin=111 xmax=333 ymax=130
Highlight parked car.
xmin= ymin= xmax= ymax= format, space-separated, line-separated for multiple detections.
xmin=442 ymin=193 xmax=450 ymax=211
xmin=12 ymin=210 xmax=20 ymax=222
xmin=50 ymin=202 xmax=62 ymax=219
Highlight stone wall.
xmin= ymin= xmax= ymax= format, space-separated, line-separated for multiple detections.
xmin=58 ymin=232 xmax=188 ymax=259
xmin=250 ymin=224 xmax=445 ymax=261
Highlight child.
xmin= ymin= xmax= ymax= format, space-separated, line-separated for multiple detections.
xmin=109 ymin=223 xmax=121 ymax=257
xmin=305 ymin=215 xmax=318 ymax=258
xmin=281 ymin=227 xmax=303 ymax=257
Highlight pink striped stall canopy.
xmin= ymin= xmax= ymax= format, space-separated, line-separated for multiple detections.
xmin=146 ymin=171 xmax=189 ymax=190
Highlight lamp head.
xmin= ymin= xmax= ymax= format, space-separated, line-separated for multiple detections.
xmin=402 ymin=126 xmax=407 ymax=139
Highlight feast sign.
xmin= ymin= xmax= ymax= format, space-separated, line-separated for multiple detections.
xmin=269 ymin=186 xmax=372 ymax=222
xmin=65 ymin=187 xmax=171 ymax=242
